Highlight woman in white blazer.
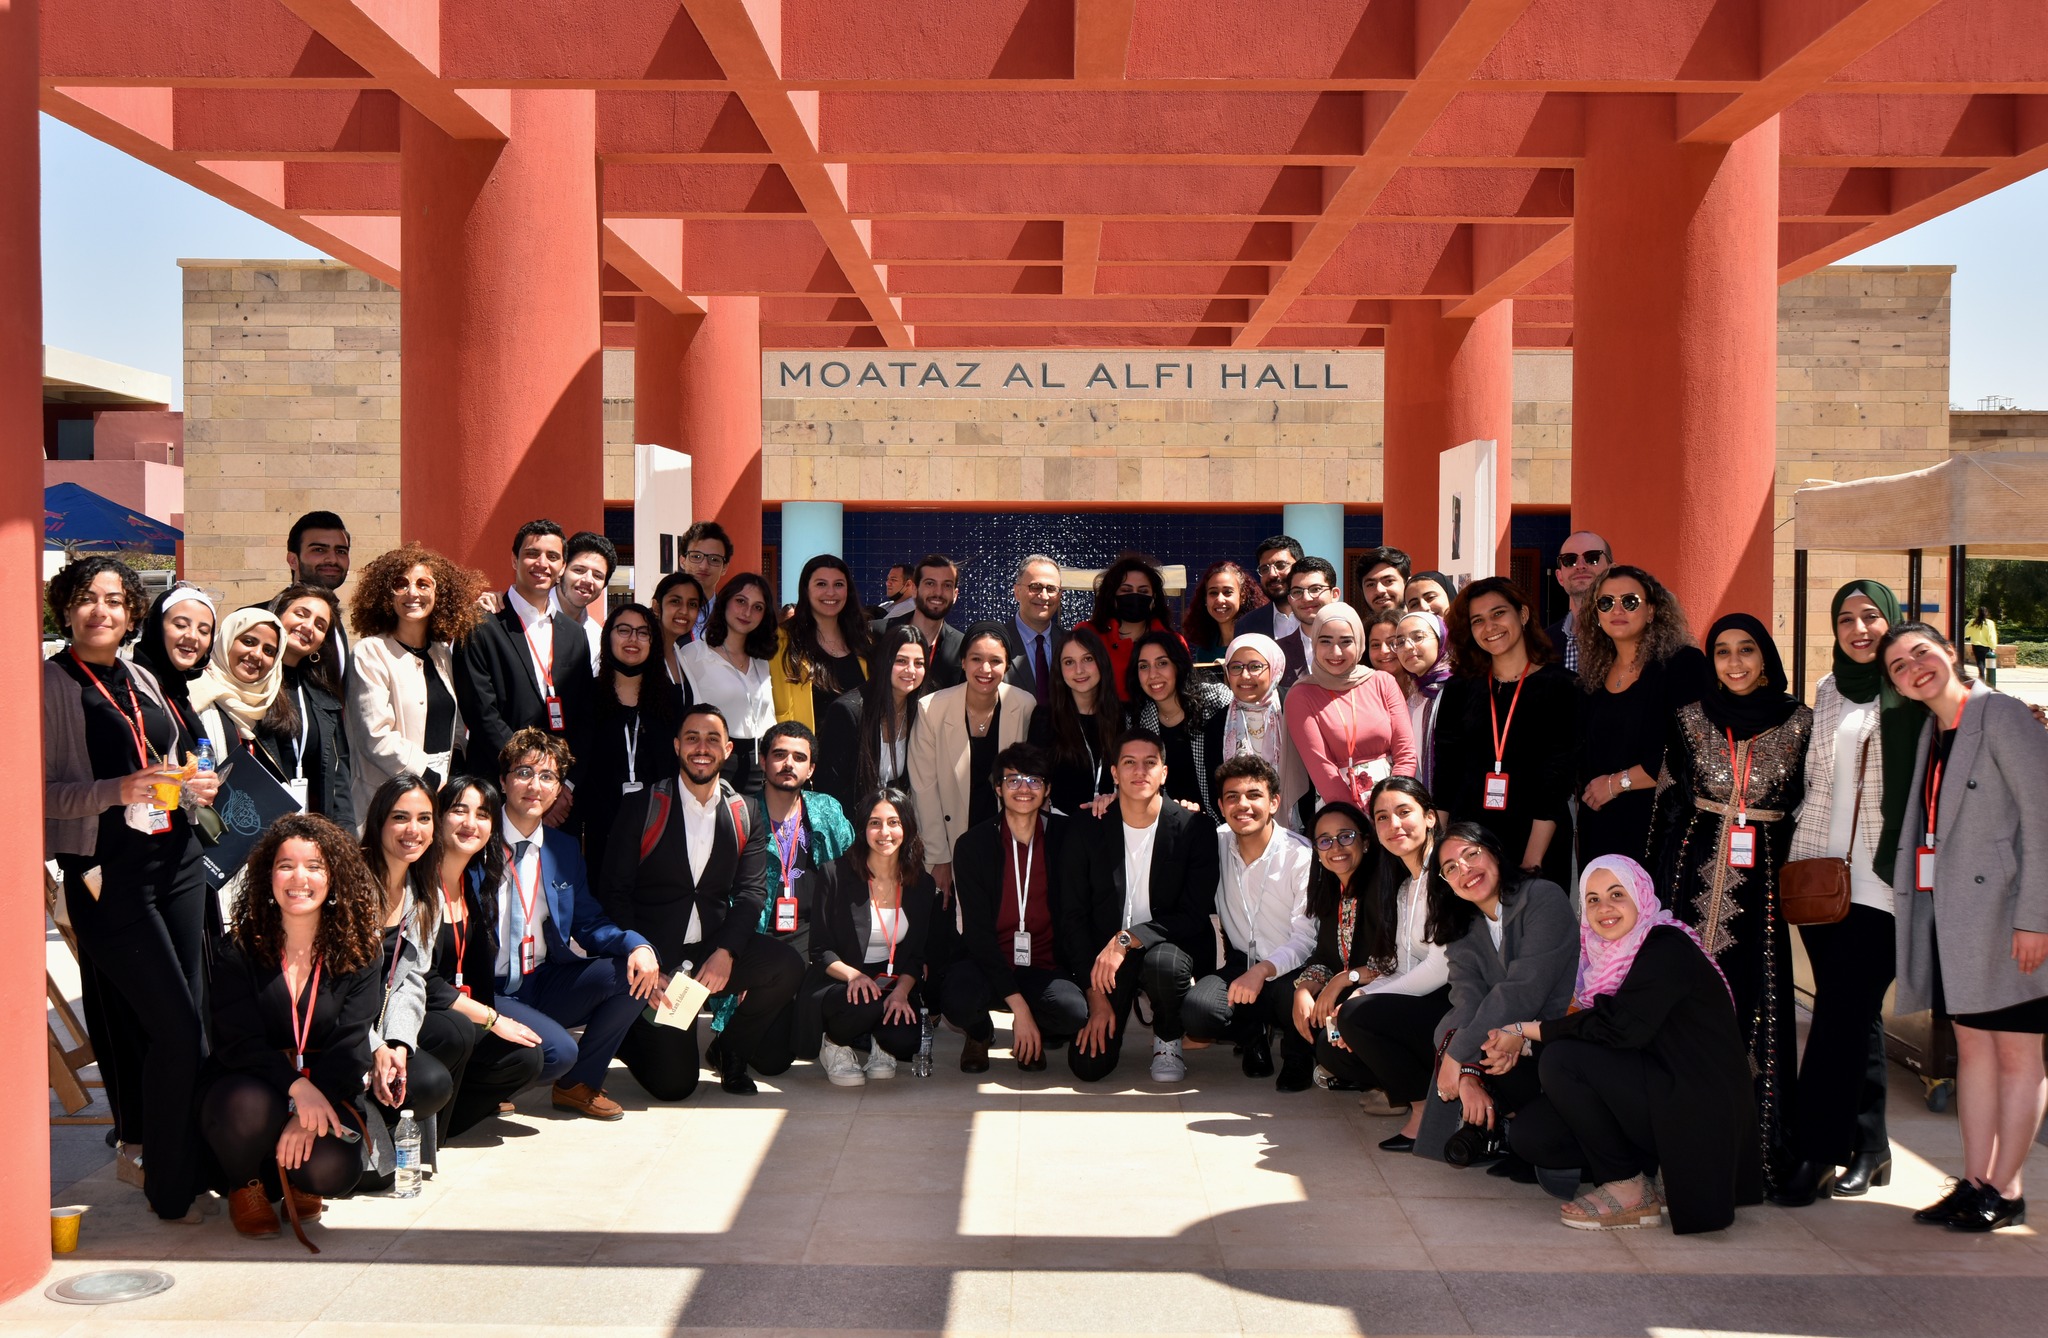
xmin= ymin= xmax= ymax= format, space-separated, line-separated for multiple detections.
xmin=908 ymin=622 xmax=1035 ymax=897
xmin=344 ymin=544 xmax=485 ymax=818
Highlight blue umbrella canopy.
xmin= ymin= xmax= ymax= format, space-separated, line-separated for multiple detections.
xmin=43 ymin=482 xmax=183 ymax=556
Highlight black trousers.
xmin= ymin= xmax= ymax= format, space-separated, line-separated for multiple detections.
xmin=445 ymin=1026 xmax=549 ymax=1138
xmin=820 ymin=966 xmax=925 ymax=1059
xmin=940 ymin=958 xmax=1089 ymax=1044
xmin=1794 ymin=904 xmax=1894 ymax=1166
xmin=1068 ymin=941 xmax=1195 ymax=1083
xmin=199 ymin=1072 xmax=364 ymax=1199
xmin=1322 ymin=985 xmax=1453 ymax=1102
xmin=370 ymin=1008 xmax=472 ymax=1146
xmin=1183 ymin=952 xmax=1311 ymax=1064
xmin=619 ymin=932 xmax=805 ymax=1100
xmin=1509 ymin=1039 xmax=1657 ymax=1185
xmin=62 ymin=855 xmax=209 ymax=1220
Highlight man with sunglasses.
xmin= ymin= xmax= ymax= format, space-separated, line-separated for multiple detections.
xmin=946 ymin=742 xmax=1090 ymax=1074
xmin=1544 ymin=531 xmax=1612 ymax=672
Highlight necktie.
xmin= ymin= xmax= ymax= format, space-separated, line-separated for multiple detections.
xmin=508 ymin=840 xmax=533 ymax=990
xmin=1033 ymin=633 xmax=1051 ymax=700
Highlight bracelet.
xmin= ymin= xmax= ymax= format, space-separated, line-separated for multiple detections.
xmin=1459 ymin=1063 xmax=1485 ymax=1079
xmin=480 ymin=1008 xmax=498 ymax=1031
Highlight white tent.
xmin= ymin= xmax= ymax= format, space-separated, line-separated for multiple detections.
xmin=1793 ymin=451 xmax=2048 ymax=560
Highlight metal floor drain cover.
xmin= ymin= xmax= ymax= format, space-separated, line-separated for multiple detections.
xmin=45 ymin=1269 xmax=175 ymax=1305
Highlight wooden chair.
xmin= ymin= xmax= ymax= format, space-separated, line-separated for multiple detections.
xmin=45 ymin=868 xmax=111 ymax=1126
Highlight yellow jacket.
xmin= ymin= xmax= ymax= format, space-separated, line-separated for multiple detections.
xmin=769 ymin=627 xmax=868 ymax=731
xmin=1965 ymin=618 xmax=1998 ymax=650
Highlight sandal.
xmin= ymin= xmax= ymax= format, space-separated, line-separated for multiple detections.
xmin=1560 ymin=1180 xmax=1664 ymax=1231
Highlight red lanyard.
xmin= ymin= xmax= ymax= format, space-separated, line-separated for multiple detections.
xmin=1924 ymin=694 xmax=1972 ymax=843
xmin=1725 ymin=729 xmax=1756 ymax=824
xmin=1488 ymin=669 xmax=1527 ymax=772
xmin=774 ymin=799 xmax=805 ymax=893
xmin=520 ymin=608 xmax=557 ymax=695
xmin=870 ymin=881 xmax=902 ymax=976
xmin=70 ymin=650 xmax=155 ymax=769
xmin=507 ymin=842 xmax=543 ymax=939
xmin=287 ymin=958 xmax=323 ymax=1076
xmin=440 ymin=879 xmax=470 ymax=993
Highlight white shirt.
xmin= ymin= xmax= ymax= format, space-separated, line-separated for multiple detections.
xmin=677 ymin=785 xmax=720 ymax=945
xmin=679 ymin=638 xmax=776 ymax=741
xmin=1826 ymin=699 xmax=1892 ymax=914
xmin=1122 ymin=814 xmax=1159 ymax=929
xmin=575 ymin=609 xmax=605 ymax=676
xmin=1271 ymin=605 xmax=1299 ymax=642
xmin=1359 ymin=870 xmax=1451 ymax=997
xmin=1485 ymin=910 xmax=1504 ymax=953
xmin=496 ymin=814 xmax=551 ymax=976
xmin=1216 ymin=825 xmax=1317 ymax=973
xmin=865 ymin=901 xmax=910 ymax=967
xmin=507 ymin=586 xmax=556 ymax=701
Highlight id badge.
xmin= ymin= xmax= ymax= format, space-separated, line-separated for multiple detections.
xmin=1483 ymin=772 xmax=1509 ymax=811
xmin=774 ymin=896 xmax=799 ymax=934
xmin=1915 ymin=846 xmax=1936 ymax=892
xmin=125 ymin=802 xmax=172 ymax=835
xmin=545 ymin=695 xmax=565 ymax=732
xmin=285 ymin=777 xmax=310 ymax=810
xmin=872 ymin=973 xmax=898 ymax=995
xmin=621 ymin=781 xmax=644 ymax=796
xmin=1727 ymin=825 xmax=1757 ymax=869
xmin=1012 ymin=931 xmax=1033 ymax=966
xmin=519 ymin=935 xmax=537 ymax=974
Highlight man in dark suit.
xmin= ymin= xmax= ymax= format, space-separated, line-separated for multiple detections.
xmin=873 ymin=552 xmax=966 ymax=688
xmin=1061 ymin=728 xmax=1221 ymax=1085
xmin=1237 ymin=534 xmax=1303 ymax=644
xmin=286 ymin=509 xmax=353 ymax=677
xmin=946 ymin=742 xmax=1091 ymax=1075
xmin=456 ymin=519 xmax=596 ymax=797
xmin=1003 ymin=554 xmax=1065 ymax=698
xmin=601 ymin=703 xmax=804 ymax=1098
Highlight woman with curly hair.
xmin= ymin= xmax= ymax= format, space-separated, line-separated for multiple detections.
xmin=344 ymin=543 xmax=486 ymax=817
xmin=1572 ymin=565 xmax=1705 ymax=863
xmin=203 ymin=812 xmax=384 ymax=1242
xmin=769 ymin=554 xmax=873 ymax=731
xmin=1182 ymin=560 xmax=1260 ymax=665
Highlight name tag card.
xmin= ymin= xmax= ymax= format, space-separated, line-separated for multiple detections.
xmin=1916 ymin=845 xmax=1936 ymax=892
xmin=1483 ymin=773 xmax=1509 ymax=811
xmin=1013 ymin=931 xmax=1033 ymax=966
xmin=1727 ymin=825 xmax=1757 ymax=869
xmin=774 ymin=896 xmax=799 ymax=934
xmin=545 ymin=695 xmax=565 ymax=732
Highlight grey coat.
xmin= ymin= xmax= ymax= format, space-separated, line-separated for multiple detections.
xmin=369 ymin=888 xmax=431 ymax=1053
xmin=1416 ymin=877 xmax=1577 ymax=1161
xmin=1891 ymin=685 xmax=2048 ymax=1017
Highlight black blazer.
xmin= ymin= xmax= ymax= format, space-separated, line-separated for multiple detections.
xmin=571 ymin=685 xmax=687 ymax=889
xmin=600 ymin=777 xmax=766 ymax=966
xmin=1059 ymin=799 xmax=1220 ymax=976
xmin=816 ymin=686 xmax=917 ymax=811
xmin=455 ymin=600 xmax=594 ymax=773
xmin=1237 ymin=601 xmax=1282 ymax=639
xmin=208 ymin=939 xmax=381 ymax=1112
xmin=809 ymin=859 xmax=938 ymax=980
xmin=874 ymin=612 xmax=966 ymax=690
xmin=1001 ymin=619 xmax=1065 ymax=699
xmin=253 ymin=672 xmax=357 ymax=831
xmin=956 ymin=813 xmax=1075 ymax=997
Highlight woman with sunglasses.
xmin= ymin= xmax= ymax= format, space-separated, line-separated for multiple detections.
xmin=1573 ymin=566 xmax=1704 ymax=863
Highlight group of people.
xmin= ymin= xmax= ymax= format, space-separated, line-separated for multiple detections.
xmin=41 ymin=511 xmax=2048 ymax=1245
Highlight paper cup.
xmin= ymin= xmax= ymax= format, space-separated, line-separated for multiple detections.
xmin=151 ymin=779 xmax=183 ymax=810
xmin=50 ymin=1207 xmax=84 ymax=1254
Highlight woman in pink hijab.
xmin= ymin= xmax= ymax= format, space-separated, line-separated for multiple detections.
xmin=1479 ymin=856 xmax=1760 ymax=1235
xmin=1283 ymin=602 xmax=1417 ymax=811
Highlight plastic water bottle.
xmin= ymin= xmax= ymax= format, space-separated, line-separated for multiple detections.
xmin=913 ymin=1005 xmax=934 ymax=1078
xmin=194 ymin=739 xmax=215 ymax=773
xmin=392 ymin=1110 xmax=421 ymax=1198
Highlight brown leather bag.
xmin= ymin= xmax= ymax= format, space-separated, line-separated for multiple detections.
xmin=1778 ymin=734 xmax=1872 ymax=926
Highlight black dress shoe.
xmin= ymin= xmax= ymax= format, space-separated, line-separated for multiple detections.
xmin=1948 ymin=1187 xmax=2026 ymax=1233
xmin=1275 ymin=1058 xmax=1315 ymax=1093
xmin=1378 ymin=1132 xmax=1416 ymax=1153
xmin=704 ymin=1034 xmax=727 ymax=1072
xmin=718 ymin=1050 xmax=757 ymax=1096
xmin=1241 ymin=1032 xmax=1275 ymax=1079
xmin=1017 ymin=1052 xmax=1047 ymax=1073
xmin=1769 ymin=1159 xmax=1834 ymax=1207
xmin=1486 ymin=1152 xmax=1539 ymax=1184
xmin=960 ymin=1037 xmax=991 ymax=1074
xmin=1914 ymin=1179 xmax=1981 ymax=1225
xmin=1832 ymin=1151 xmax=1892 ymax=1197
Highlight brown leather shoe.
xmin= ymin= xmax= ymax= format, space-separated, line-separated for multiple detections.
xmin=284 ymin=1181 xmax=323 ymax=1221
xmin=551 ymin=1081 xmax=625 ymax=1120
xmin=228 ymin=1182 xmax=280 ymax=1240
xmin=960 ymin=1037 xmax=991 ymax=1073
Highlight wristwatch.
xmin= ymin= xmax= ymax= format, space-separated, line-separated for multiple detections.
xmin=1116 ymin=930 xmax=1134 ymax=949
xmin=1617 ymin=771 xmax=1633 ymax=791
xmin=1346 ymin=968 xmax=1361 ymax=984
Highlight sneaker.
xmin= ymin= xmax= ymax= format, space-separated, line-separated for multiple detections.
xmin=1149 ymin=1037 xmax=1187 ymax=1083
xmin=819 ymin=1039 xmax=867 ymax=1087
xmin=866 ymin=1046 xmax=898 ymax=1080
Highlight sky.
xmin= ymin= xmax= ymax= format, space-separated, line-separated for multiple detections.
xmin=37 ymin=111 xmax=2048 ymax=411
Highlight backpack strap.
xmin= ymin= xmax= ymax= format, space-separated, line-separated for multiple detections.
xmin=639 ymin=785 xmax=673 ymax=862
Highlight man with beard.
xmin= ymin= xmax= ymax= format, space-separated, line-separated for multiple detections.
xmin=601 ymin=704 xmax=805 ymax=1098
xmin=286 ymin=510 xmax=353 ymax=674
xmin=875 ymin=552 xmax=965 ymax=687
xmin=1237 ymin=535 xmax=1302 ymax=643
xmin=1543 ymin=530 xmax=1611 ymax=672
xmin=1355 ymin=546 xmax=1410 ymax=615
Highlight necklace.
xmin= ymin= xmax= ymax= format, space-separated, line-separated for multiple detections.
xmin=966 ymin=700 xmax=995 ymax=736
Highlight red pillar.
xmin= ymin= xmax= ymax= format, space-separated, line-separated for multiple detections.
xmin=399 ymin=91 xmax=603 ymax=575
xmin=678 ymin=298 xmax=763 ymax=579
xmin=1574 ymin=97 xmax=1779 ymax=628
xmin=0 ymin=0 xmax=50 ymax=1298
xmin=1383 ymin=300 xmax=1515 ymax=574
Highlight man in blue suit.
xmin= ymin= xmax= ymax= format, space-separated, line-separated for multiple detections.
xmin=492 ymin=727 xmax=662 ymax=1120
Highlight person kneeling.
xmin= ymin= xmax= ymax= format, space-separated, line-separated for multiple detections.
xmin=946 ymin=743 xmax=1090 ymax=1073
xmin=1490 ymin=856 xmax=1761 ymax=1234
xmin=602 ymin=704 xmax=805 ymax=1098
xmin=1183 ymin=756 xmax=1317 ymax=1088
xmin=204 ymin=815 xmax=384 ymax=1243
xmin=800 ymin=789 xmax=938 ymax=1085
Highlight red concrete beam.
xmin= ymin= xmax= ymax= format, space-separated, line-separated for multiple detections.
xmin=1096 ymin=266 xmax=1272 ymax=296
xmin=1062 ymin=219 xmax=1101 ymax=296
xmin=170 ymin=88 xmax=398 ymax=158
xmin=1677 ymin=0 xmax=1944 ymax=143
xmin=762 ymin=326 xmax=891 ymax=348
xmin=1443 ymin=220 xmax=1571 ymax=317
xmin=1781 ymin=91 xmax=2025 ymax=163
xmin=1364 ymin=165 xmax=1574 ymax=219
xmin=870 ymin=220 xmax=1063 ymax=262
xmin=276 ymin=0 xmax=510 ymax=139
xmin=1281 ymin=298 xmax=1395 ymax=325
xmin=1125 ymin=0 xmax=1418 ymax=81
xmin=760 ymin=296 xmax=880 ymax=322
xmin=283 ymin=159 xmax=399 ymax=212
xmin=41 ymin=0 xmax=369 ymax=84
xmin=907 ymin=325 xmax=1235 ymax=347
xmin=1100 ymin=221 xmax=1296 ymax=263
xmin=438 ymin=0 xmax=722 ymax=83
xmin=1307 ymin=222 xmax=1474 ymax=298
xmin=1074 ymin=0 xmax=1137 ymax=81
xmin=845 ymin=163 xmax=1334 ymax=218
xmin=601 ymin=162 xmax=807 ymax=215
xmin=1410 ymin=91 xmax=1583 ymax=163
xmin=597 ymin=91 xmax=770 ymax=157
xmin=680 ymin=218 xmax=857 ymax=294
xmin=1475 ymin=0 xmax=1757 ymax=84
xmin=899 ymin=296 xmax=1254 ymax=324
xmin=781 ymin=0 xmax=1073 ymax=82
xmin=602 ymin=218 xmax=704 ymax=315
xmin=884 ymin=266 xmax=1064 ymax=295
xmin=1832 ymin=0 xmax=2048 ymax=88
xmin=1261 ymin=327 xmax=1386 ymax=347
xmin=815 ymin=91 xmax=1369 ymax=159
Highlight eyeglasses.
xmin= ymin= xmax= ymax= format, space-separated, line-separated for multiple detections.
xmin=1594 ymin=592 xmax=1644 ymax=613
xmin=682 ymin=550 xmax=728 ymax=569
xmin=612 ymin=625 xmax=655 ymax=641
xmin=1001 ymin=775 xmax=1048 ymax=792
xmin=1290 ymin=583 xmax=1332 ymax=601
xmin=1440 ymin=855 xmax=1485 ymax=877
xmin=508 ymin=766 xmax=561 ymax=785
xmin=1225 ymin=661 xmax=1271 ymax=677
xmin=1313 ymin=829 xmax=1362 ymax=851
xmin=1256 ymin=559 xmax=1295 ymax=575
xmin=1390 ymin=632 xmax=1433 ymax=649
xmin=1557 ymin=550 xmax=1608 ymax=568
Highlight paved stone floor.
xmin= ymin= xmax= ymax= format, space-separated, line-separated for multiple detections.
xmin=17 ymin=951 xmax=2048 ymax=1338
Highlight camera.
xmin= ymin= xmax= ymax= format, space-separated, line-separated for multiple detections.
xmin=1441 ymin=1119 xmax=1505 ymax=1168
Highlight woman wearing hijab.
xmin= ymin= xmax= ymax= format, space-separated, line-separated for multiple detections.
xmin=1205 ymin=632 xmax=1310 ymax=828
xmin=1284 ymin=604 xmax=1417 ymax=813
xmin=1648 ymin=613 xmax=1812 ymax=1191
xmin=136 ymin=584 xmax=218 ymax=742
xmin=1776 ymin=581 xmax=1910 ymax=1206
xmin=1393 ymin=610 xmax=1450 ymax=789
xmin=1490 ymin=856 xmax=1761 ymax=1234
xmin=190 ymin=607 xmax=288 ymax=773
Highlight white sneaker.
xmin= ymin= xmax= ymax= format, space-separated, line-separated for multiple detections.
xmin=865 ymin=1047 xmax=898 ymax=1080
xmin=1150 ymin=1037 xmax=1187 ymax=1083
xmin=819 ymin=1039 xmax=867 ymax=1087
